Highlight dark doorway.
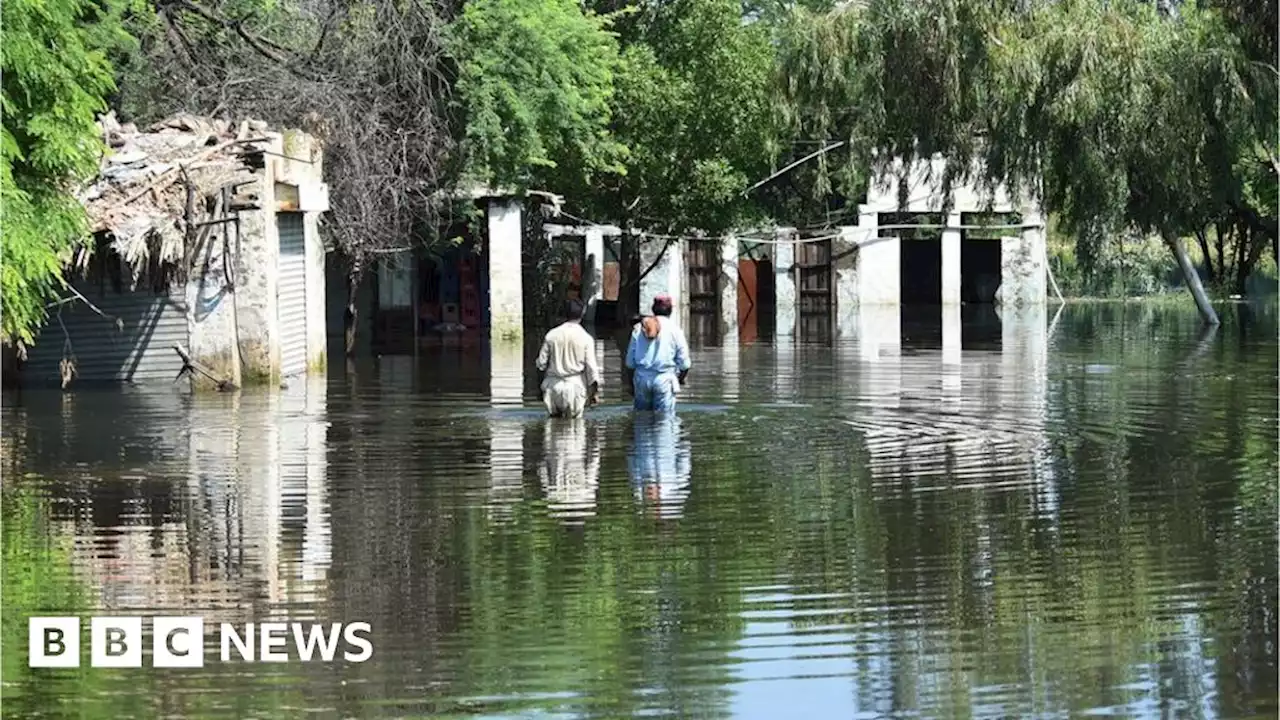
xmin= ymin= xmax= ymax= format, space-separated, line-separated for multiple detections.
xmin=686 ymin=240 xmax=720 ymax=344
xmin=960 ymin=237 xmax=1003 ymax=349
xmin=961 ymin=214 xmax=1016 ymax=351
xmin=899 ymin=237 xmax=943 ymax=349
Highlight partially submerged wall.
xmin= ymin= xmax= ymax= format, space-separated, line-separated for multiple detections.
xmin=192 ymin=128 xmax=329 ymax=386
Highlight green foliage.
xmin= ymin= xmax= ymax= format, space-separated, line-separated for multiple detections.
xmin=565 ymin=0 xmax=781 ymax=235
xmin=447 ymin=0 xmax=627 ymax=190
xmin=775 ymin=0 xmax=1277 ymax=298
xmin=0 ymin=0 xmax=135 ymax=348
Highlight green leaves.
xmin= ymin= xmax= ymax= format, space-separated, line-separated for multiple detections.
xmin=447 ymin=0 xmax=627 ymax=191
xmin=1 ymin=0 xmax=130 ymax=348
xmin=775 ymin=0 xmax=1276 ymax=293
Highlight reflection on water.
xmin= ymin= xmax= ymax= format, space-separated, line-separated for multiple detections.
xmin=2 ymin=302 xmax=1277 ymax=719
xmin=628 ymin=413 xmax=692 ymax=519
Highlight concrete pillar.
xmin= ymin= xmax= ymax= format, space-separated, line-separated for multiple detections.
xmin=304 ymin=211 xmax=327 ymax=374
xmin=719 ymin=235 xmax=739 ymax=342
xmin=773 ymin=335 xmax=795 ymax=402
xmin=639 ymin=235 xmax=683 ymax=319
xmin=941 ymin=210 xmax=962 ymax=366
xmin=486 ymin=197 xmax=523 ymax=344
xmin=302 ymin=374 xmax=330 ymax=587
xmin=721 ymin=338 xmax=740 ymax=401
xmin=833 ymin=225 xmax=861 ymax=338
xmin=942 ymin=302 xmax=962 ymax=367
xmin=774 ymin=228 xmax=796 ymax=338
xmin=855 ymin=230 xmax=900 ymax=362
xmin=489 ymin=342 xmax=524 ymax=407
xmin=1001 ymin=205 xmax=1048 ymax=308
xmin=486 ymin=416 xmax=525 ymax=523
xmin=942 ymin=211 xmax=962 ymax=307
xmin=583 ymin=229 xmax=605 ymax=327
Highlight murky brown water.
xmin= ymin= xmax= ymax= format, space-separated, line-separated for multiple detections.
xmin=3 ymin=302 xmax=1277 ymax=719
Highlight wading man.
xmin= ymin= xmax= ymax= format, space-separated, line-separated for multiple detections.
xmin=624 ymin=294 xmax=691 ymax=413
xmin=536 ymin=300 xmax=601 ymax=418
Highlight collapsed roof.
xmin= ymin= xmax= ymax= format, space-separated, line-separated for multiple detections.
xmin=72 ymin=112 xmax=271 ymax=286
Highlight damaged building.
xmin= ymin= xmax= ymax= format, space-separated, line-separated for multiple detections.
xmin=18 ymin=113 xmax=330 ymax=389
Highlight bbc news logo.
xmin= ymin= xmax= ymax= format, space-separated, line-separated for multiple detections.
xmin=28 ymin=617 xmax=373 ymax=668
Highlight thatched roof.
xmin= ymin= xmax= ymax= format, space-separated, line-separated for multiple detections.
xmin=71 ymin=112 xmax=270 ymax=283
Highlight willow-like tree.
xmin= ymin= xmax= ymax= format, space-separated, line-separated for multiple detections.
xmin=775 ymin=0 xmax=1277 ymax=324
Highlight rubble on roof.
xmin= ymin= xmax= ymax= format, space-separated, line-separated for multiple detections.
xmin=71 ymin=111 xmax=270 ymax=281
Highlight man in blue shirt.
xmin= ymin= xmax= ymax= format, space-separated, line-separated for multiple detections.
xmin=624 ymin=294 xmax=691 ymax=413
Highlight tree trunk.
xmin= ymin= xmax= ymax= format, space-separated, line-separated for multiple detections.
xmin=1214 ymin=220 xmax=1228 ymax=283
xmin=345 ymin=261 xmax=365 ymax=357
xmin=1196 ymin=228 xmax=1214 ymax=284
xmin=1166 ymin=233 xmax=1220 ymax=326
xmin=617 ymin=229 xmax=639 ymax=322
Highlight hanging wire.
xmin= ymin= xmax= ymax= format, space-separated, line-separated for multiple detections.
xmin=553 ymin=209 xmax=1044 ymax=245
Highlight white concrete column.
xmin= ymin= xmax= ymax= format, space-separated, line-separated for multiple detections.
xmin=857 ymin=303 xmax=901 ymax=363
xmin=639 ymin=235 xmax=683 ymax=319
xmin=487 ymin=417 xmax=526 ymax=524
xmin=833 ymin=223 xmax=864 ymax=338
xmin=773 ymin=335 xmax=795 ymax=402
xmin=304 ymin=211 xmax=327 ymax=374
xmin=486 ymin=197 xmax=524 ymax=344
xmin=721 ymin=338 xmax=740 ymax=402
xmin=942 ymin=211 xmax=962 ymax=307
xmin=942 ymin=211 xmax=962 ymax=363
xmin=774 ymin=228 xmax=796 ymax=338
xmin=583 ymin=229 xmax=605 ymax=327
xmin=489 ymin=341 xmax=524 ymax=407
xmin=302 ymin=374 xmax=330 ymax=588
xmin=855 ymin=230 xmax=900 ymax=362
xmin=1001 ymin=204 xmax=1048 ymax=308
xmin=719 ymin=235 xmax=739 ymax=342
xmin=942 ymin=302 xmax=962 ymax=367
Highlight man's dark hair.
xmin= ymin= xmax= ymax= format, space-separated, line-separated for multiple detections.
xmin=652 ymin=296 xmax=673 ymax=317
xmin=563 ymin=299 xmax=585 ymax=320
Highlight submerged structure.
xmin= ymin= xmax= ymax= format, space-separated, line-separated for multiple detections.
xmin=540 ymin=155 xmax=1049 ymax=355
xmin=19 ymin=113 xmax=330 ymax=389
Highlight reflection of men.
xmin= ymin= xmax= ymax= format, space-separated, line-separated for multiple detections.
xmin=536 ymin=300 xmax=601 ymax=418
xmin=538 ymin=419 xmax=602 ymax=523
xmin=624 ymin=294 xmax=691 ymax=413
xmin=627 ymin=413 xmax=692 ymax=519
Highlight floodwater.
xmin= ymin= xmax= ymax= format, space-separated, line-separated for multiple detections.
xmin=2 ymin=301 xmax=1277 ymax=719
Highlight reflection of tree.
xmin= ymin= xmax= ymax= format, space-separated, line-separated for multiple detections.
xmin=0 ymin=303 xmax=1273 ymax=717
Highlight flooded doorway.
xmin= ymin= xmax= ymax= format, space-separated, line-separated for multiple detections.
xmin=737 ymin=242 xmax=774 ymax=344
xmin=889 ymin=213 xmax=944 ymax=349
xmin=686 ymin=239 xmax=720 ymax=344
xmin=796 ymin=235 xmax=833 ymax=344
xmin=961 ymin=213 xmax=1016 ymax=350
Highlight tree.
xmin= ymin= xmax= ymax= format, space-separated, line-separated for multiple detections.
xmin=1 ymin=0 xmax=137 ymax=351
xmin=117 ymin=0 xmax=462 ymax=355
xmin=773 ymin=0 xmax=1277 ymax=324
xmin=561 ymin=0 xmax=783 ymax=319
xmin=445 ymin=0 xmax=627 ymax=192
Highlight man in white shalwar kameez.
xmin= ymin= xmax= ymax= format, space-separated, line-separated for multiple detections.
xmin=536 ymin=300 xmax=602 ymax=418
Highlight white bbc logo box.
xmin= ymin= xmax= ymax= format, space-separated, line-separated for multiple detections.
xmin=28 ymin=616 xmax=374 ymax=667
xmin=29 ymin=617 xmax=204 ymax=668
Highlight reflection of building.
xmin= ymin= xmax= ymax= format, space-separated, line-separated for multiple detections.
xmin=23 ymin=377 xmax=333 ymax=617
xmin=628 ymin=414 xmax=693 ymax=519
xmin=847 ymin=307 xmax=1056 ymax=518
xmin=537 ymin=419 xmax=603 ymax=524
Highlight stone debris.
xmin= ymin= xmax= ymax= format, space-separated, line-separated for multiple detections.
xmin=72 ymin=111 xmax=267 ymax=284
